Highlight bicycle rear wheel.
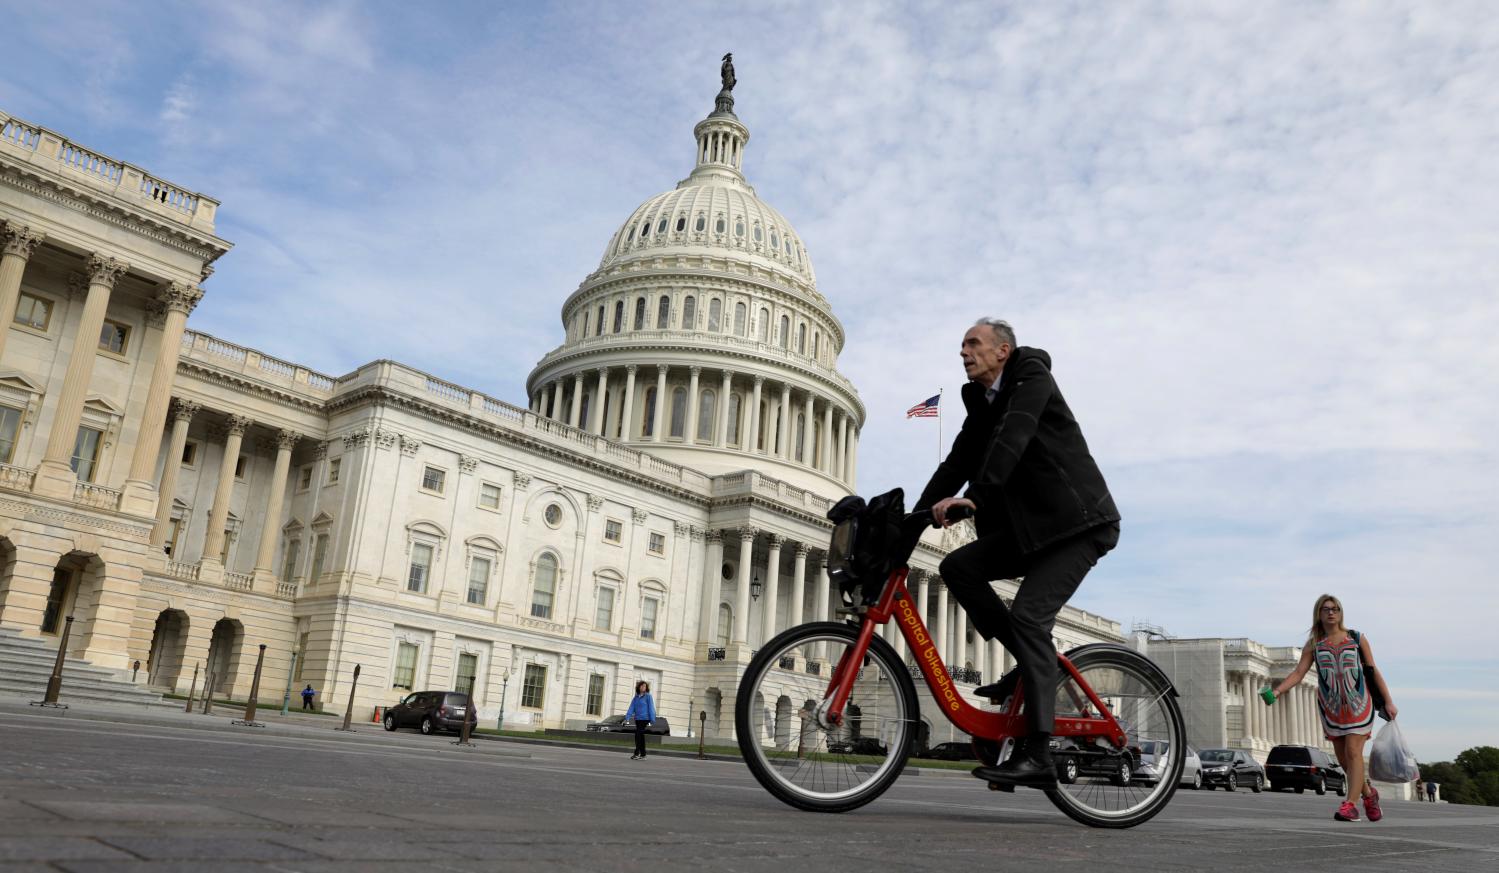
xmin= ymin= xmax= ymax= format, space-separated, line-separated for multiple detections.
xmin=1044 ymin=644 xmax=1185 ymax=828
xmin=736 ymin=621 xmax=920 ymax=813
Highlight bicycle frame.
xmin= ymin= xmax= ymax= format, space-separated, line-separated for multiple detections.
xmin=821 ymin=566 xmax=1128 ymax=750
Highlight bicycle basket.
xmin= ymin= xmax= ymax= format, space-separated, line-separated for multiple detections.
xmin=826 ymin=488 xmax=905 ymax=606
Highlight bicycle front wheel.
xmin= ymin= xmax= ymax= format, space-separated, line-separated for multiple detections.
xmin=735 ymin=621 xmax=920 ymax=813
xmin=1045 ymin=644 xmax=1185 ymax=828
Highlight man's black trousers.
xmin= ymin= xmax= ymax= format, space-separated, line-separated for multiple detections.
xmin=939 ymin=522 xmax=1119 ymax=735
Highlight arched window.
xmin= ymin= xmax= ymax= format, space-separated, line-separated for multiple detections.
xmin=682 ymin=296 xmax=696 ymax=329
xmin=715 ymin=216 xmax=726 ymax=234
xmin=634 ymin=297 xmax=646 ymax=330
xmin=813 ymin=420 xmax=823 ymax=466
xmin=613 ymin=300 xmax=624 ymax=333
xmin=757 ymin=307 xmax=769 ymax=342
xmin=657 ymin=295 xmax=670 ymax=328
xmin=727 ymin=393 xmax=741 ymax=445
xmin=669 ymin=387 xmax=687 ymax=438
xmin=716 ymin=603 xmax=732 ymax=647
xmin=675 ymin=216 xmax=686 ymax=232
xmin=578 ymin=394 xmax=590 ymax=430
xmin=813 ymin=331 xmax=820 ymax=358
xmin=626 ymin=226 xmax=635 ymax=242
xmin=695 ymin=215 xmax=706 ymax=232
xmin=797 ymin=323 xmax=806 ymax=354
xmin=595 ymin=305 xmax=605 ymax=336
xmin=779 ymin=315 xmax=790 ymax=349
xmin=795 ymin=413 xmax=806 ymax=462
xmin=532 ymin=553 xmax=558 ymax=619
xmin=753 ymin=225 xmax=763 ymax=242
xmin=573 ymin=313 xmax=583 ymax=340
xmin=640 ymin=220 xmax=651 ymax=238
xmin=735 ymin=220 xmax=745 ymax=237
xmin=770 ymin=231 xmax=779 ymax=249
xmin=734 ymin=302 xmax=747 ymax=336
xmin=708 ymin=298 xmax=722 ymax=332
xmin=656 ymin=218 xmax=667 ymax=234
xmin=641 ymin=387 xmax=656 ymax=438
xmin=697 ymin=389 xmax=716 ymax=441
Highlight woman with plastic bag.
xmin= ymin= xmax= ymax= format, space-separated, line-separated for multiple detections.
xmin=1262 ymin=594 xmax=1397 ymax=822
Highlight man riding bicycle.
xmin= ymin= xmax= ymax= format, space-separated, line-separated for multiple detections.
xmin=917 ymin=318 xmax=1121 ymax=788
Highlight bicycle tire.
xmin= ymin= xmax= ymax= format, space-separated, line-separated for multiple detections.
xmin=1044 ymin=644 xmax=1185 ymax=828
xmin=736 ymin=621 xmax=919 ymax=813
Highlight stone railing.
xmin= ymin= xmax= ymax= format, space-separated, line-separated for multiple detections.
xmin=276 ymin=580 xmax=297 ymax=599
xmin=73 ymin=481 xmax=120 ymax=510
xmin=0 ymin=109 xmax=218 ymax=231
xmin=224 ymin=572 xmax=254 ymax=591
xmin=181 ymin=331 xmax=339 ymax=399
xmin=0 ymin=463 xmax=35 ymax=492
xmin=709 ymin=469 xmax=834 ymax=516
xmin=165 ymin=560 xmax=201 ymax=581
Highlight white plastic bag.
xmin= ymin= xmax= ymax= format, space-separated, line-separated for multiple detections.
xmin=1368 ymin=718 xmax=1419 ymax=783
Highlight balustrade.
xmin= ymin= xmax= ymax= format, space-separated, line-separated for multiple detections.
xmin=0 ymin=463 xmax=35 ymax=491
xmin=72 ymin=482 xmax=120 ymax=510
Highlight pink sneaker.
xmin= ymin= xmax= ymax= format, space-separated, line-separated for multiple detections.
xmin=1363 ymin=787 xmax=1383 ymax=822
xmin=1334 ymin=800 xmax=1360 ymax=822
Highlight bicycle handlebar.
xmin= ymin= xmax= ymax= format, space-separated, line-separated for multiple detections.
xmin=906 ymin=503 xmax=974 ymax=530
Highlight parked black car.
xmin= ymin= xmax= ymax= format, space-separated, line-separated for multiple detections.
xmin=1052 ymin=736 xmax=1139 ymax=786
xmin=828 ymin=736 xmax=887 ymax=755
xmin=919 ymin=741 xmax=978 ymax=761
xmin=586 ymin=714 xmax=672 ymax=735
xmin=383 ymin=691 xmax=476 ymax=735
xmin=1199 ymin=748 xmax=1266 ymax=792
xmin=1266 ymin=745 xmax=1346 ymax=796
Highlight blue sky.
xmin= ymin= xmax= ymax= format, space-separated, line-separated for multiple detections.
xmin=5 ymin=1 xmax=1496 ymax=760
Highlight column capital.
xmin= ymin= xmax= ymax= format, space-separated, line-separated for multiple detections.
xmin=311 ymin=440 xmax=329 ymax=460
xmin=597 ymin=367 xmax=609 ymax=378
xmin=766 ymin=533 xmax=783 ymax=550
xmin=2 ymin=221 xmax=44 ymax=259
xmin=169 ymin=398 xmax=201 ymax=423
xmin=458 ymin=455 xmax=478 ymax=474
xmin=159 ymin=281 xmax=203 ymax=316
xmin=586 ymin=494 xmax=604 ymax=512
xmin=689 ymin=365 xmax=702 ymax=377
xmin=224 ymin=414 xmax=253 ymax=437
xmin=704 ymin=529 xmax=722 ymax=545
xmin=689 ymin=525 xmax=706 ymax=542
xmin=624 ymin=364 xmax=638 ymax=376
xmin=735 ymin=526 xmax=757 ymax=542
xmin=397 ymin=434 xmax=421 ymax=456
xmin=274 ymin=429 xmax=300 ymax=451
xmin=513 ymin=471 xmax=532 ymax=491
xmin=752 ymin=375 xmax=765 ymax=387
xmin=656 ymin=364 xmax=669 ymax=376
xmin=794 ymin=542 xmax=809 ymax=558
xmin=85 ymin=253 xmax=130 ymax=289
xmin=631 ymin=508 xmax=649 ymax=524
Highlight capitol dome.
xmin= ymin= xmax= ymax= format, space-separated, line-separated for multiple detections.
xmin=526 ymin=67 xmax=864 ymax=495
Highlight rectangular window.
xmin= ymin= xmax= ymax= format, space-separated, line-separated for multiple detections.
xmin=603 ymin=519 xmax=622 ymax=543
xmin=586 ymin=673 xmax=606 ymax=716
xmin=70 ymin=426 xmax=103 ymax=483
xmin=310 ymin=534 xmax=329 ymax=582
xmin=641 ymin=597 xmax=660 ymax=640
xmin=294 ymin=631 xmax=310 ymax=682
xmin=326 ymin=458 xmax=340 ymax=485
xmin=467 ymin=556 xmax=490 ymax=605
xmin=521 ymin=663 xmax=547 ymax=709
xmin=163 ymin=516 xmax=184 ymax=557
xmin=98 ymin=320 xmax=130 ymax=355
xmin=219 ymin=528 xmax=236 ymax=563
xmin=407 ymin=542 xmax=433 ymax=593
xmin=234 ymin=455 xmax=247 ymax=479
xmin=297 ymin=465 xmax=312 ymax=491
xmin=455 ymin=653 xmax=478 ymax=697
xmin=595 ymin=586 xmax=615 ymax=630
xmin=180 ymin=441 xmax=197 ymax=467
xmin=392 ymin=642 xmax=419 ymax=690
xmin=0 ymin=405 xmax=22 ymax=463
xmin=421 ymin=466 xmax=445 ymax=494
xmin=14 ymin=292 xmax=52 ymax=331
xmin=281 ymin=539 xmax=301 ymax=581
xmin=648 ymin=532 xmax=665 ymax=555
xmin=478 ymin=482 xmax=502 ymax=510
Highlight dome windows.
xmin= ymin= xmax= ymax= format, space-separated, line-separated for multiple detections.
xmin=640 ymin=220 xmax=651 ymax=238
xmin=734 ymin=220 xmax=744 ymax=237
xmin=779 ymin=314 xmax=790 ymax=349
xmin=675 ymin=216 xmax=686 ymax=233
xmin=657 ymin=295 xmax=670 ymax=329
xmin=613 ymin=300 xmax=625 ymax=333
xmin=753 ymin=225 xmax=763 ymax=243
xmin=596 ymin=305 xmax=605 ymax=336
xmin=733 ymin=302 xmax=747 ymax=336
xmin=695 ymin=215 xmax=706 ymax=232
xmin=683 ymin=296 xmax=696 ymax=329
xmin=657 ymin=218 xmax=668 ymax=235
xmin=707 ymin=298 xmax=722 ymax=332
xmin=757 ymin=307 xmax=769 ymax=343
xmin=716 ymin=217 xmax=726 ymax=234
xmin=634 ymin=297 xmax=647 ymax=331
xmin=770 ymin=231 xmax=779 ymax=249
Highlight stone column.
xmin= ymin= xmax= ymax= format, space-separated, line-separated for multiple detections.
xmin=200 ymin=414 xmax=253 ymax=570
xmin=0 ymin=221 xmax=44 ymax=364
xmin=620 ymin=365 xmax=637 ymax=441
xmin=935 ymin=583 xmax=949 ymax=671
xmin=788 ymin=543 xmax=807 ymax=630
xmin=547 ymin=382 xmax=559 ymax=419
xmin=759 ymin=535 xmax=782 ymax=644
xmin=686 ymin=366 xmax=701 ymax=442
xmin=989 ymin=638 xmax=1004 ymax=681
xmin=715 ymin=371 xmax=732 ymax=447
xmin=821 ymin=403 xmax=834 ymax=472
xmin=590 ymin=368 xmax=608 ymax=434
xmin=916 ymin=571 xmax=931 ymax=639
xmin=732 ymin=527 xmax=754 ymax=644
xmin=34 ymin=254 xmax=130 ymax=497
xmin=973 ymin=619 xmax=986 ymax=682
xmin=652 ymin=365 xmax=667 ymax=442
xmin=699 ymin=531 xmax=723 ymax=644
xmin=802 ymin=395 xmax=815 ymax=464
xmin=568 ymin=373 xmax=584 ymax=427
xmin=120 ymin=282 xmax=204 ymax=515
xmin=838 ymin=415 xmax=851 ymax=483
xmin=812 ymin=558 xmax=830 ymax=661
xmin=149 ymin=400 xmax=201 ymax=548
xmin=747 ymin=376 xmax=764 ymax=453
xmin=848 ymin=428 xmax=860 ymax=485
xmin=777 ymin=383 xmax=792 ymax=459
xmin=252 ymin=430 xmax=300 ymax=576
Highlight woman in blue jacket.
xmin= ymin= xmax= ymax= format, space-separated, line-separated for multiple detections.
xmin=625 ymin=680 xmax=656 ymax=760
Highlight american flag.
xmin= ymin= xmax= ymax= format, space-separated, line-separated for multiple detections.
xmin=906 ymin=394 xmax=940 ymax=418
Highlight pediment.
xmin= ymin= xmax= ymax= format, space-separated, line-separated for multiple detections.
xmin=82 ymin=394 xmax=125 ymax=417
xmin=0 ymin=370 xmax=44 ymax=395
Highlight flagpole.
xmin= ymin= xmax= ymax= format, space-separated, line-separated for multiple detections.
xmin=937 ymin=388 xmax=943 ymax=463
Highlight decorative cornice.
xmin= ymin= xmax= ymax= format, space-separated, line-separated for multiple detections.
xmin=175 ymin=361 xmax=329 ymax=413
xmin=1 ymin=221 xmax=44 ymax=259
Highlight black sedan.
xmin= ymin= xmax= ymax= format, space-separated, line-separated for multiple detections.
xmin=586 ymin=714 xmax=671 ymax=735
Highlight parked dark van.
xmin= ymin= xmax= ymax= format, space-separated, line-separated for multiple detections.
xmin=382 ymin=691 xmax=476 ymax=735
xmin=1266 ymin=745 xmax=1346 ymax=796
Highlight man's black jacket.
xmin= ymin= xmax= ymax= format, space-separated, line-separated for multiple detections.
xmin=915 ymin=346 xmax=1120 ymax=554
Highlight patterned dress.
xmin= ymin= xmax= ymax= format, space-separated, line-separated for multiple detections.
xmin=1315 ymin=631 xmax=1375 ymax=737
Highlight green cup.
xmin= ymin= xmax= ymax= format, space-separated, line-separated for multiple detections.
xmin=1260 ymin=688 xmax=1277 ymax=705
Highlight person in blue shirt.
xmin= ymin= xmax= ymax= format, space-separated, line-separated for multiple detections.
xmin=625 ymin=680 xmax=657 ymax=760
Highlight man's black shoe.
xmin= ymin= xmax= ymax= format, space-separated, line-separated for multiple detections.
xmin=972 ymin=735 xmax=1057 ymax=788
xmin=973 ymin=668 xmax=1018 ymax=703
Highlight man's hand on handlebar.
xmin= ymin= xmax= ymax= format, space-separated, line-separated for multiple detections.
xmin=931 ymin=497 xmax=976 ymax=528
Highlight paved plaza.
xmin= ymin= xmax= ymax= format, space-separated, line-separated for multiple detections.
xmin=1 ymin=701 xmax=1496 ymax=872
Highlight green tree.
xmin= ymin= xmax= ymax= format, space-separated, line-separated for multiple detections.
xmin=1456 ymin=746 xmax=1499 ymax=778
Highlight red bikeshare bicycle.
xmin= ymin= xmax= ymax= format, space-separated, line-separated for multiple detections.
xmin=735 ymin=492 xmax=1185 ymax=828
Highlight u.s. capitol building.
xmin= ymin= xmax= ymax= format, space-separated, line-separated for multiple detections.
xmin=0 ymin=70 xmax=1318 ymax=754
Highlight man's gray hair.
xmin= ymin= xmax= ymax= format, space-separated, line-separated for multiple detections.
xmin=973 ymin=317 xmax=1016 ymax=349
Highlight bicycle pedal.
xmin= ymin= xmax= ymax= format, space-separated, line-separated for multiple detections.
xmin=988 ymin=781 xmax=1015 ymax=793
xmin=833 ymin=606 xmax=868 ymax=616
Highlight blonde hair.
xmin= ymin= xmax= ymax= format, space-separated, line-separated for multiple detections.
xmin=1308 ymin=593 xmax=1346 ymax=643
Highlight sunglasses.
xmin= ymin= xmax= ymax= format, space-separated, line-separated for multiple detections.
xmin=1320 ymin=605 xmax=1341 ymax=613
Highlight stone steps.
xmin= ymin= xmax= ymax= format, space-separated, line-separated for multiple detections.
xmin=0 ymin=626 xmax=174 ymax=708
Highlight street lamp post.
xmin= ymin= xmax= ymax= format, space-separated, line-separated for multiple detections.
xmin=497 ymin=669 xmax=510 ymax=731
xmin=280 ymin=649 xmax=299 ymax=717
xmin=687 ymin=697 xmax=694 ymax=738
